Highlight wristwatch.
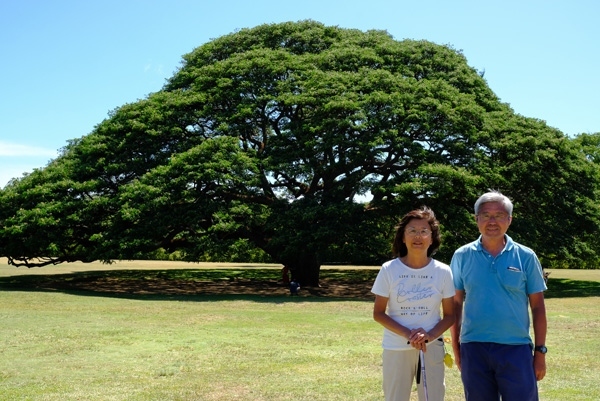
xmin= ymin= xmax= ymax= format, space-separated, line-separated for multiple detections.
xmin=534 ymin=345 xmax=548 ymax=354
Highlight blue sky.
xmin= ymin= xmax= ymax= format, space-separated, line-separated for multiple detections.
xmin=1 ymin=0 xmax=598 ymax=188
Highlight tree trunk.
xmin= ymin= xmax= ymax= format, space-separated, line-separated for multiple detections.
xmin=286 ymin=252 xmax=321 ymax=287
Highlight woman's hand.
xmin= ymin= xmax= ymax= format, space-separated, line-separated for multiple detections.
xmin=408 ymin=328 xmax=431 ymax=351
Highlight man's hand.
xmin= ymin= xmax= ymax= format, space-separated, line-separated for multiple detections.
xmin=534 ymin=353 xmax=546 ymax=381
xmin=452 ymin=343 xmax=461 ymax=371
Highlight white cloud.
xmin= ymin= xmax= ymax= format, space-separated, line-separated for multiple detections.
xmin=0 ymin=164 xmax=40 ymax=188
xmin=0 ymin=142 xmax=57 ymax=187
xmin=143 ymin=61 xmax=165 ymax=75
xmin=0 ymin=141 xmax=58 ymax=157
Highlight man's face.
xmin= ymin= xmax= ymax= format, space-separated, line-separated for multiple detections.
xmin=476 ymin=201 xmax=512 ymax=240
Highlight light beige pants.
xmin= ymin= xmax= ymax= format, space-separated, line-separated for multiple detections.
xmin=382 ymin=340 xmax=446 ymax=401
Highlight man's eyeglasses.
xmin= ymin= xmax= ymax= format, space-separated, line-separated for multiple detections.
xmin=477 ymin=213 xmax=509 ymax=222
xmin=406 ymin=228 xmax=432 ymax=237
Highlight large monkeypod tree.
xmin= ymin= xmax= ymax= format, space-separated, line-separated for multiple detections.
xmin=2 ymin=21 xmax=599 ymax=286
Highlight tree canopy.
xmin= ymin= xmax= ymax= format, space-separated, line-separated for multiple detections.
xmin=1 ymin=20 xmax=599 ymax=285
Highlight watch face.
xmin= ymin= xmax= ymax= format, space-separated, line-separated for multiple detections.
xmin=536 ymin=346 xmax=547 ymax=354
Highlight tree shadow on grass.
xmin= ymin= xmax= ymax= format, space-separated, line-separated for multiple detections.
xmin=544 ymin=277 xmax=600 ymax=298
xmin=0 ymin=268 xmax=380 ymax=302
xmin=1 ymin=270 xmax=597 ymax=302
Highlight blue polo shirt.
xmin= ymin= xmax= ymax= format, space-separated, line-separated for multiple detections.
xmin=451 ymin=235 xmax=547 ymax=345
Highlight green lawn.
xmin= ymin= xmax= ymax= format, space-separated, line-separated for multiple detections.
xmin=0 ymin=260 xmax=598 ymax=400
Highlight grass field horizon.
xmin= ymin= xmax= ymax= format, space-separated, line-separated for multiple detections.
xmin=1 ymin=259 xmax=599 ymax=400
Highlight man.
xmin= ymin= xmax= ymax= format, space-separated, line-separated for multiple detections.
xmin=450 ymin=191 xmax=547 ymax=401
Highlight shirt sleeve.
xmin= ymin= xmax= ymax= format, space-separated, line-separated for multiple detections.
xmin=442 ymin=267 xmax=456 ymax=298
xmin=371 ymin=266 xmax=390 ymax=297
xmin=450 ymin=250 xmax=464 ymax=291
xmin=524 ymin=251 xmax=547 ymax=294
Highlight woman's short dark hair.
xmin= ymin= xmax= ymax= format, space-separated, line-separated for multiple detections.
xmin=391 ymin=207 xmax=441 ymax=258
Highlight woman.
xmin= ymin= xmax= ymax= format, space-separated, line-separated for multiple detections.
xmin=372 ymin=207 xmax=455 ymax=401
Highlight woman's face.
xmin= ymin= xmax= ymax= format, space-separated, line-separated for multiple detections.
xmin=403 ymin=218 xmax=433 ymax=255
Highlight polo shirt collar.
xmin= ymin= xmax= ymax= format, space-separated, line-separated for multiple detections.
xmin=475 ymin=234 xmax=515 ymax=254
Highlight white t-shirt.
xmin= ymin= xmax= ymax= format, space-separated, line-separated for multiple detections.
xmin=371 ymin=258 xmax=455 ymax=350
